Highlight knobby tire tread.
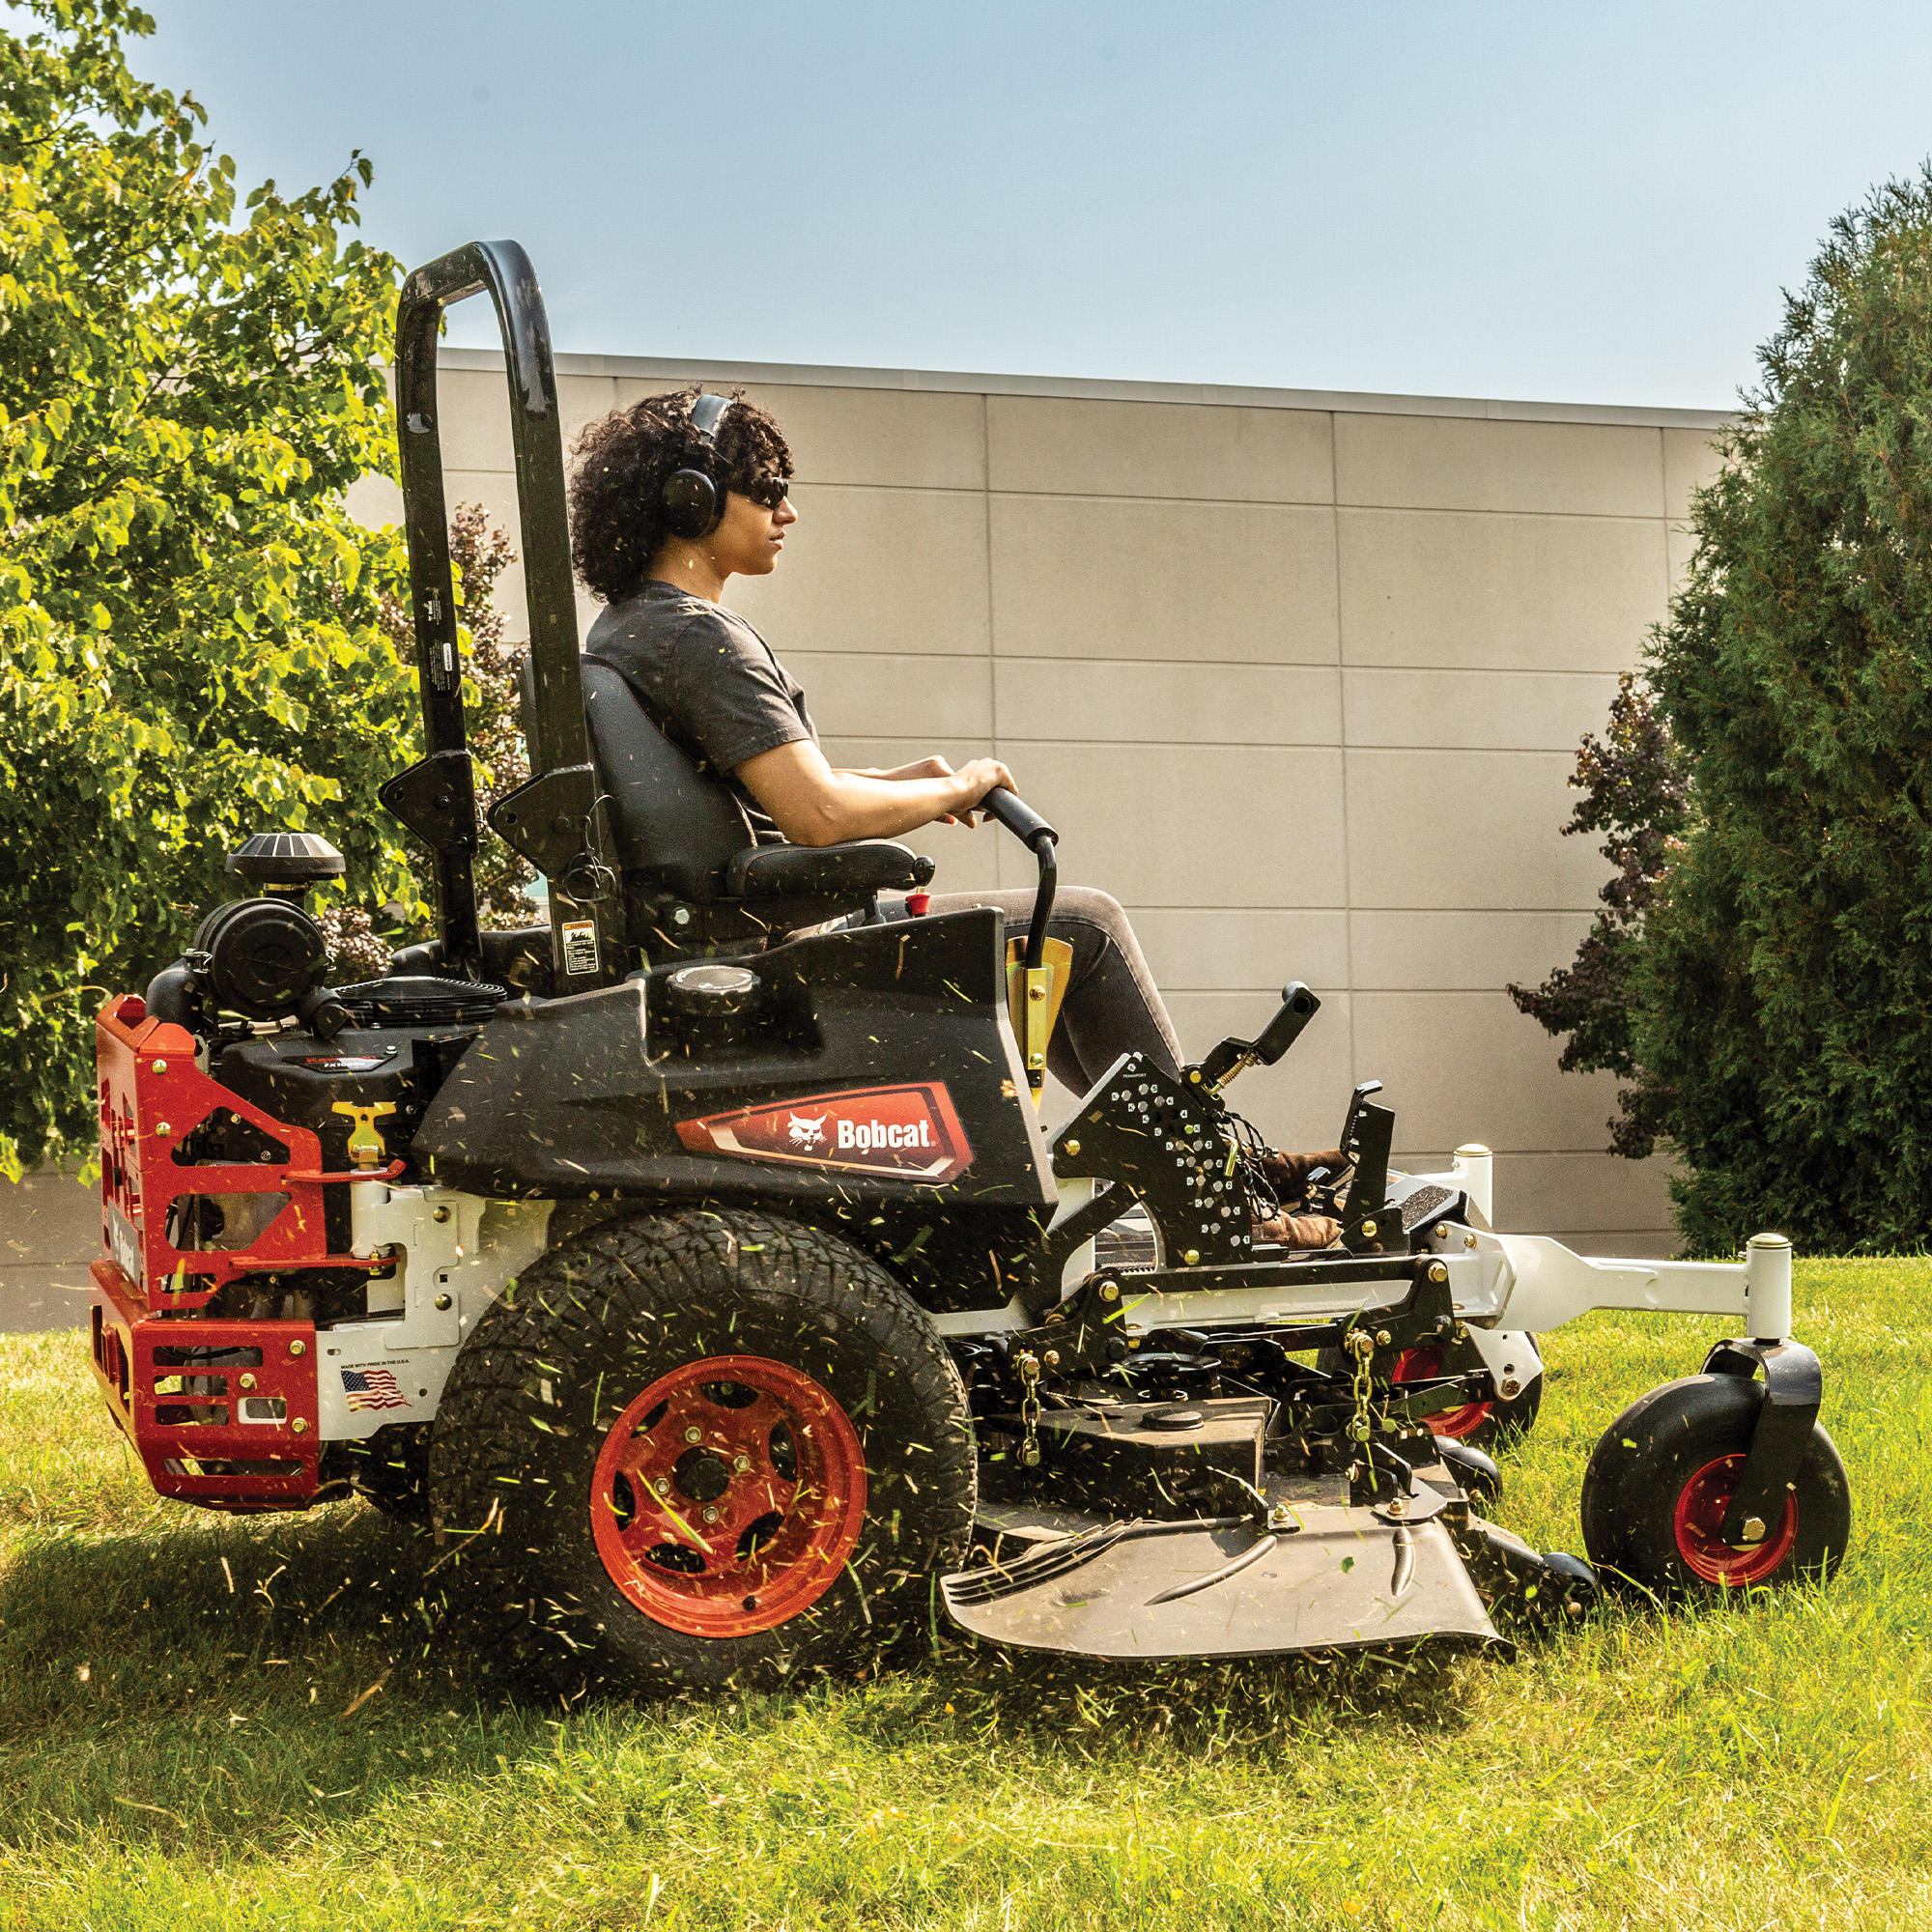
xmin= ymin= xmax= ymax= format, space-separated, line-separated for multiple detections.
xmin=427 ymin=1208 xmax=975 ymax=1698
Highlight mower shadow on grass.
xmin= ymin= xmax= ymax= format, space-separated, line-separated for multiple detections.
xmin=0 ymin=1488 xmax=1666 ymax=1878
xmin=0 ymin=1495 xmax=1506 ymax=1761
xmin=0 ymin=1501 xmax=556 ymax=1852
xmin=0 ymin=1502 xmax=1495 ymax=1864
xmin=0 ymin=1500 xmax=446 ymax=1722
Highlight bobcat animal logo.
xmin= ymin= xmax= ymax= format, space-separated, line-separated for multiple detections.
xmin=787 ymin=1112 xmax=829 ymax=1151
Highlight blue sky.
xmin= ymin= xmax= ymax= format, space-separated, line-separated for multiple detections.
xmin=139 ymin=0 xmax=1932 ymax=409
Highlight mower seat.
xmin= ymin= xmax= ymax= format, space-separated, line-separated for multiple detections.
xmin=522 ymin=655 xmax=932 ymax=952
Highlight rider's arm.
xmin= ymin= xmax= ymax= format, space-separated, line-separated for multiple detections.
xmin=834 ymin=759 xmax=944 ymax=781
xmin=826 ymin=756 xmax=977 ymax=816
xmin=736 ymin=740 xmax=1014 ymax=846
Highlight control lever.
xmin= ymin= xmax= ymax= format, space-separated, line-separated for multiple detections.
xmin=1197 ymin=983 xmax=1321 ymax=1089
xmin=982 ymin=785 xmax=1059 ymax=1093
xmin=1290 ymin=1080 xmax=1388 ymax=1222
xmin=979 ymin=787 xmax=1057 ymax=852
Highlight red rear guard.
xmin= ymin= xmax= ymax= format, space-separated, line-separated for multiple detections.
xmin=90 ymin=993 xmax=395 ymax=1511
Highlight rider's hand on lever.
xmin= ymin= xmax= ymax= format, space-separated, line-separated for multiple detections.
xmin=948 ymin=756 xmax=1016 ymax=829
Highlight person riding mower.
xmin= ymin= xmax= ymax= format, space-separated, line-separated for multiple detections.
xmin=84 ymin=241 xmax=1852 ymax=1695
xmin=564 ymin=383 xmax=1345 ymax=1251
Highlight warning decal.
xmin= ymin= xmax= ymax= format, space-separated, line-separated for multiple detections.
xmin=561 ymin=920 xmax=600 ymax=977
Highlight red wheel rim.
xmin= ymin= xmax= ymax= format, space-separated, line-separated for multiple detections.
xmin=1671 ymin=1453 xmax=1799 ymax=1586
xmin=1393 ymin=1346 xmax=1494 ymax=1441
xmin=590 ymin=1353 xmax=867 ymax=1638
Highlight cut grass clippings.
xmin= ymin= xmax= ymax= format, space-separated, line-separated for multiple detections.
xmin=1 ymin=1258 xmax=1928 ymax=1928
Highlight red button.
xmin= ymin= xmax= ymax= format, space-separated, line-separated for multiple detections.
xmin=906 ymin=893 xmax=931 ymax=917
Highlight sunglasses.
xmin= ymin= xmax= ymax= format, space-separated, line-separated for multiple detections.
xmin=739 ymin=474 xmax=792 ymax=509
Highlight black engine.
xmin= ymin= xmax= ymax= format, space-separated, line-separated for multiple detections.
xmin=146 ymin=830 xmax=354 ymax=1040
xmin=143 ymin=830 xmax=508 ymax=1210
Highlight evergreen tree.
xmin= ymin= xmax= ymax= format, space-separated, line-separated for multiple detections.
xmin=1638 ymin=164 xmax=1932 ymax=1250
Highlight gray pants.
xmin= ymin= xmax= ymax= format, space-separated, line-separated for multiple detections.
xmin=880 ymin=886 xmax=1182 ymax=1094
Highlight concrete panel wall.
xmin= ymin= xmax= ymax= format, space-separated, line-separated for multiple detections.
xmin=0 ymin=1169 xmax=99 ymax=1335
xmin=384 ymin=351 xmax=1722 ymax=1256
xmin=9 ymin=360 xmax=1727 ymax=1321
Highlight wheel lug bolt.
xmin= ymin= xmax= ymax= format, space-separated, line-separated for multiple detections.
xmin=684 ymin=1426 xmax=703 ymax=1444
xmin=732 ymin=1455 xmax=751 ymax=1473
xmin=654 ymin=1478 xmax=670 ymax=1494
xmin=702 ymin=1507 xmax=719 ymax=1523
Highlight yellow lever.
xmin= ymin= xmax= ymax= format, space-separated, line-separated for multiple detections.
xmin=331 ymin=1101 xmax=398 ymax=1170
xmin=1005 ymin=937 xmax=1073 ymax=1107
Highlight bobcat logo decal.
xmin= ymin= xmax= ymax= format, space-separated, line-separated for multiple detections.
xmin=678 ymin=1085 xmax=975 ymax=1184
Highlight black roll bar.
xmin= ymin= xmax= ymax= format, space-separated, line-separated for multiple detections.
xmin=383 ymin=240 xmax=619 ymax=991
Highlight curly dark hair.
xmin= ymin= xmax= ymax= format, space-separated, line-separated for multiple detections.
xmin=568 ymin=388 xmax=793 ymax=604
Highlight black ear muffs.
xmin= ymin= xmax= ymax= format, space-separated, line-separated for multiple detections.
xmin=660 ymin=392 xmax=734 ymax=539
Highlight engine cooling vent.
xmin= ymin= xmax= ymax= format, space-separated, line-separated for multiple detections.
xmin=330 ymin=975 xmax=506 ymax=1028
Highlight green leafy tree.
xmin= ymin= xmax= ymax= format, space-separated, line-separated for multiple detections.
xmin=321 ymin=503 xmax=533 ymax=980
xmin=0 ymin=0 xmax=412 ymax=1178
xmin=1630 ymin=166 xmax=1932 ymax=1251
xmin=415 ymin=504 xmax=533 ymax=932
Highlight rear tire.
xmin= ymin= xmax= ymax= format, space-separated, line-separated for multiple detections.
xmin=1580 ymin=1374 xmax=1849 ymax=1598
xmin=428 ymin=1208 xmax=976 ymax=1695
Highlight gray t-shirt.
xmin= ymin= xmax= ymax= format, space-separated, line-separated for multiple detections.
xmin=584 ymin=581 xmax=817 ymax=841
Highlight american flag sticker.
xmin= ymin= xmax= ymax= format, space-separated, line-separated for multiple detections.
xmin=341 ymin=1366 xmax=411 ymax=1412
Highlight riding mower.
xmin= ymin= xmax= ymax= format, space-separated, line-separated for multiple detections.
xmin=85 ymin=242 xmax=1852 ymax=1693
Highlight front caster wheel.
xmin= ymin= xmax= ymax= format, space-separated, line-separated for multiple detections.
xmin=1580 ymin=1374 xmax=1850 ymax=1598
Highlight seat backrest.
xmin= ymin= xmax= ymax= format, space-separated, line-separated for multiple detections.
xmin=561 ymin=656 xmax=755 ymax=901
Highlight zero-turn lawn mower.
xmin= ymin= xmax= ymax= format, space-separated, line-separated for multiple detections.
xmin=86 ymin=242 xmax=1852 ymax=1693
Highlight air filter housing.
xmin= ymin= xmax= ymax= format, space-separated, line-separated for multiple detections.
xmin=227 ymin=830 xmax=347 ymax=895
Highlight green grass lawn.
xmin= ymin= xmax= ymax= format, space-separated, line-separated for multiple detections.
xmin=1 ymin=1259 xmax=1929 ymax=1930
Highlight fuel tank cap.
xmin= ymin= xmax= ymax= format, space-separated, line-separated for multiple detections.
xmin=1139 ymin=1405 xmax=1206 ymax=1433
xmin=666 ymin=963 xmax=759 ymax=1015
